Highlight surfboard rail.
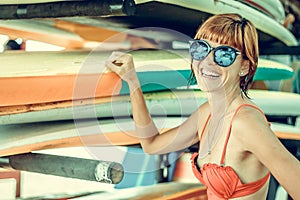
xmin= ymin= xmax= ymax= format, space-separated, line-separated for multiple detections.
xmin=0 ymin=50 xmax=294 ymax=107
xmin=0 ymin=89 xmax=299 ymax=124
xmin=0 ymin=116 xmax=298 ymax=158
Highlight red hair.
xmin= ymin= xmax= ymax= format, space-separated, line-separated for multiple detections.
xmin=191 ymin=13 xmax=258 ymax=98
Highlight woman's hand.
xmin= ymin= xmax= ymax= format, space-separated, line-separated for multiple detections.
xmin=105 ymin=51 xmax=139 ymax=86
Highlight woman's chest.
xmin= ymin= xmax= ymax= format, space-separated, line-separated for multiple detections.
xmin=197 ymin=121 xmax=246 ymax=168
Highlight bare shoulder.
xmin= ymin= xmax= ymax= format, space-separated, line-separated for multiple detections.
xmin=232 ymin=104 xmax=270 ymax=129
xmin=231 ymin=104 xmax=275 ymax=151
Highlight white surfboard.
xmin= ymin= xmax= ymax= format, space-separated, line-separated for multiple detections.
xmin=135 ymin=0 xmax=297 ymax=46
xmin=0 ymin=89 xmax=299 ymax=125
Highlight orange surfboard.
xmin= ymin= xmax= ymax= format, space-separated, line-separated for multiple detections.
xmin=0 ymin=72 xmax=121 ymax=107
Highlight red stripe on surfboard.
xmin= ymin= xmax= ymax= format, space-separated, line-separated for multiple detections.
xmin=239 ymin=0 xmax=276 ymax=19
xmin=0 ymin=72 xmax=121 ymax=107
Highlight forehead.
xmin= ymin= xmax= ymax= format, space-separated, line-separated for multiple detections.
xmin=196 ymin=22 xmax=244 ymax=51
xmin=199 ymin=34 xmax=241 ymax=51
xmin=203 ymin=40 xmax=225 ymax=48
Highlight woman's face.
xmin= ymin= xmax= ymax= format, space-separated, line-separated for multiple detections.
xmin=191 ymin=40 xmax=244 ymax=93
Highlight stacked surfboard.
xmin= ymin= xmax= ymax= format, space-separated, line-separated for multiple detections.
xmin=0 ymin=0 xmax=299 ymax=198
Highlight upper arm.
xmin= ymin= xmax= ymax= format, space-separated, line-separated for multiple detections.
xmin=234 ymin=108 xmax=300 ymax=199
xmin=143 ymin=106 xmax=202 ymax=154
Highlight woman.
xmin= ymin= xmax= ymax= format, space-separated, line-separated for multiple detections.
xmin=105 ymin=13 xmax=300 ymax=200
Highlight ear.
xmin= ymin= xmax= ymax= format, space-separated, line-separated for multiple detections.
xmin=239 ymin=60 xmax=250 ymax=76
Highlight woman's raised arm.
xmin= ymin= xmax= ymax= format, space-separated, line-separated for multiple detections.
xmin=105 ymin=52 xmax=199 ymax=154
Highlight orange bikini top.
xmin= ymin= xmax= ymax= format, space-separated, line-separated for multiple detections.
xmin=191 ymin=104 xmax=270 ymax=199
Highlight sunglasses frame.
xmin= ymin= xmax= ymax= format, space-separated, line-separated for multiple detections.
xmin=189 ymin=40 xmax=241 ymax=67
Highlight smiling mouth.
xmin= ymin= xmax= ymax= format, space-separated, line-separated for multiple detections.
xmin=201 ymin=68 xmax=220 ymax=78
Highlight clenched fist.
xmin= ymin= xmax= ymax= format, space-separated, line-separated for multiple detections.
xmin=105 ymin=51 xmax=139 ymax=86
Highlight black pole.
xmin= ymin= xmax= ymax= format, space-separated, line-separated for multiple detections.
xmin=260 ymin=45 xmax=300 ymax=55
xmin=0 ymin=0 xmax=136 ymax=19
xmin=0 ymin=153 xmax=124 ymax=184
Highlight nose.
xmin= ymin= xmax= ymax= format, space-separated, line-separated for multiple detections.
xmin=203 ymin=51 xmax=215 ymax=66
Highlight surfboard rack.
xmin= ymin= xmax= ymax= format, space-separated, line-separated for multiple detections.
xmin=0 ymin=0 xmax=136 ymax=19
xmin=0 ymin=153 xmax=124 ymax=184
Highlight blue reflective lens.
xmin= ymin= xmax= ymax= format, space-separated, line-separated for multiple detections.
xmin=189 ymin=40 xmax=210 ymax=60
xmin=189 ymin=40 xmax=240 ymax=67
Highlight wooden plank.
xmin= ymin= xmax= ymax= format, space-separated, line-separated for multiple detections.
xmin=155 ymin=186 xmax=207 ymax=200
xmin=83 ymin=182 xmax=206 ymax=199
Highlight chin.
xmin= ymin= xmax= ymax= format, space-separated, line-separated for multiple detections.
xmin=197 ymin=77 xmax=222 ymax=92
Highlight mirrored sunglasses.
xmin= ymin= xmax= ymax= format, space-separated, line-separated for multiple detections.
xmin=189 ymin=40 xmax=241 ymax=67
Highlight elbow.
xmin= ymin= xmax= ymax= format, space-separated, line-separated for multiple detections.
xmin=140 ymin=138 xmax=158 ymax=154
xmin=141 ymin=145 xmax=157 ymax=155
xmin=144 ymin=151 xmax=155 ymax=155
xmin=140 ymin=142 xmax=161 ymax=155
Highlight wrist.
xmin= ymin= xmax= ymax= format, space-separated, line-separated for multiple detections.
xmin=128 ymin=78 xmax=141 ymax=92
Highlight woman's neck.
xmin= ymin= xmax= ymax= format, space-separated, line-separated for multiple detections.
xmin=207 ymin=86 xmax=242 ymax=117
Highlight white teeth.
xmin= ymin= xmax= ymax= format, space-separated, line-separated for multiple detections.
xmin=201 ymin=69 xmax=220 ymax=78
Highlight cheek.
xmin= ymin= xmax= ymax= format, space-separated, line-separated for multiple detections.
xmin=191 ymin=60 xmax=201 ymax=75
xmin=221 ymin=67 xmax=240 ymax=86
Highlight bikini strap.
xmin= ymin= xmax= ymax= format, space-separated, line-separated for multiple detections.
xmin=220 ymin=104 xmax=268 ymax=165
xmin=199 ymin=114 xmax=211 ymax=141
